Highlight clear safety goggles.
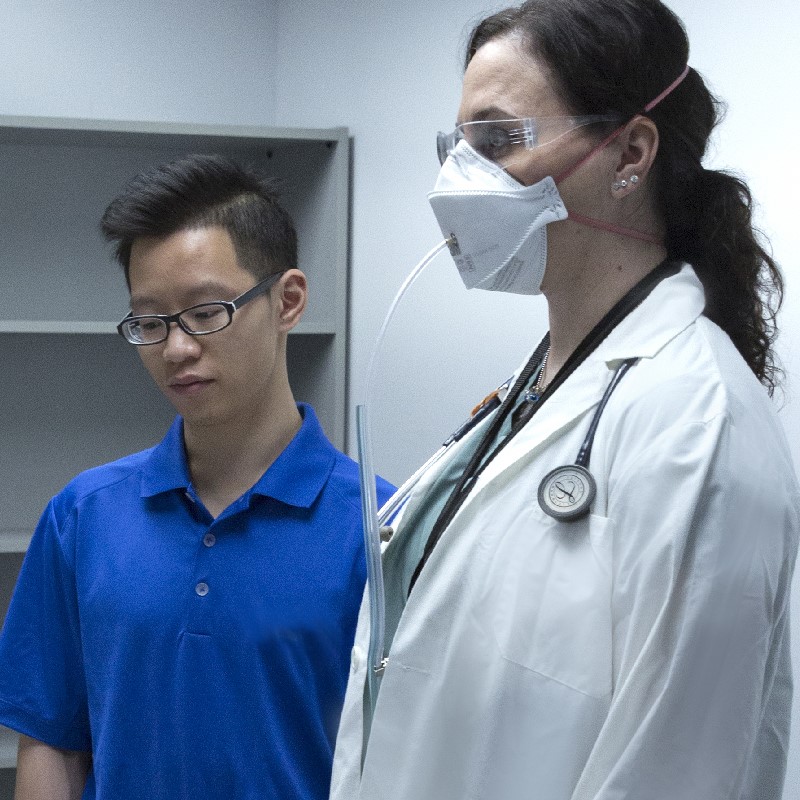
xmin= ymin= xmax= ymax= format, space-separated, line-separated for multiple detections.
xmin=436 ymin=115 xmax=623 ymax=167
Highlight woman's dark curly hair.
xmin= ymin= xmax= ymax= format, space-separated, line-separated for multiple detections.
xmin=468 ymin=0 xmax=783 ymax=393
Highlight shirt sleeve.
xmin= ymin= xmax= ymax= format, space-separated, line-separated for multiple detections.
xmin=0 ymin=497 xmax=91 ymax=751
xmin=571 ymin=411 xmax=799 ymax=800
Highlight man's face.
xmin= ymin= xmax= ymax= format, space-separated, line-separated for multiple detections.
xmin=127 ymin=226 xmax=285 ymax=429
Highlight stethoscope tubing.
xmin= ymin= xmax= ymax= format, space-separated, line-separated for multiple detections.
xmin=575 ymin=358 xmax=638 ymax=468
xmin=537 ymin=357 xmax=637 ymax=521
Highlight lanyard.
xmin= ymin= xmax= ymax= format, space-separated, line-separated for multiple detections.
xmin=408 ymin=258 xmax=682 ymax=595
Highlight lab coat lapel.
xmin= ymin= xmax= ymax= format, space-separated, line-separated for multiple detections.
xmin=467 ymin=264 xmax=705 ymax=504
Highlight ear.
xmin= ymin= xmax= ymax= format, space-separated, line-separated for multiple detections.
xmin=274 ymin=269 xmax=307 ymax=332
xmin=611 ymin=115 xmax=660 ymax=197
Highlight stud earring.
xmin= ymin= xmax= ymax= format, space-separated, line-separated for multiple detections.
xmin=612 ymin=174 xmax=640 ymax=192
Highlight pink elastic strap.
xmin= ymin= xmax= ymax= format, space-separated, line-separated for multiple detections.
xmin=554 ymin=64 xmax=691 ymax=185
xmin=567 ymin=211 xmax=663 ymax=244
xmin=554 ymin=124 xmax=627 ymax=184
xmin=643 ymin=64 xmax=690 ymax=112
xmin=554 ymin=64 xmax=691 ymax=243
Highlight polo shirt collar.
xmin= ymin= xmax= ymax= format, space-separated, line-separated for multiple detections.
xmin=250 ymin=403 xmax=336 ymax=508
xmin=140 ymin=417 xmax=190 ymax=497
xmin=140 ymin=403 xmax=336 ymax=509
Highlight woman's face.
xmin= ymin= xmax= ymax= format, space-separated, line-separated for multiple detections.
xmin=457 ymin=36 xmax=611 ymax=195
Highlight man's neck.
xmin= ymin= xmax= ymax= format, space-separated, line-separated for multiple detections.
xmin=183 ymin=393 xmax=302 ymax=519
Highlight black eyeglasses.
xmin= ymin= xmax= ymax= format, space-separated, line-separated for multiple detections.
xmin=117 ymin=271 xmax=286 ymax=346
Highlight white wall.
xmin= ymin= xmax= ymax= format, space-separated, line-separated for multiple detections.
xmin=275 ymin=0 xmax=549 ymax=483
xmin=1 ymin=0 xmax=799 ymax=794
xmin=0 ymin=0 xmax=278 ymax=124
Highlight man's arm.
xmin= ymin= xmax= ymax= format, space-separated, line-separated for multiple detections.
xmin=15 ymin=734 xmax=90 ymax=800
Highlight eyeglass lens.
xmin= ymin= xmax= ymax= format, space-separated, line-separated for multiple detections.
xmin=120 ymin=303 xmax=233 ymax=344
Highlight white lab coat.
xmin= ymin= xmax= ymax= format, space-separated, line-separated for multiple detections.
xmin=331 ymin=265 xmax=800 ymax=800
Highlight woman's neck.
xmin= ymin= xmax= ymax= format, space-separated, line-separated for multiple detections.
xmin=540 ymin=225 xmax=667 ymax=384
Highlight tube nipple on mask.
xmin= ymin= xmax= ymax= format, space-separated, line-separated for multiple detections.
xmin=445 ymin=235 xmax=461 ymax=258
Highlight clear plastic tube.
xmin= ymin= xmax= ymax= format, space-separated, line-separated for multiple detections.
xmin=356 ymin=404 xmax=386 ymax=681
xmin=363 ymin=239 xmax=450 ymax=413
xmin=356 ymin=239 xmax=448 ymax=688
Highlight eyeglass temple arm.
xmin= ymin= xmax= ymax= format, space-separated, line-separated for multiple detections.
xmin=231 ymin=270 xmax=287 ymax=309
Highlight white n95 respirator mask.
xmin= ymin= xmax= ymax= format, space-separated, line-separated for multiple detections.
xmin=427 ymin=140 xmax=567 ymax=295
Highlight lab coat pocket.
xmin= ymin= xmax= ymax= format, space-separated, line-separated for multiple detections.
xmin=479 ymin=506 xmax=613 ymax=699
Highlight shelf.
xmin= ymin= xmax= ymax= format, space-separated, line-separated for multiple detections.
xmin=0 ymin=115 xmax=347 ymax=148
xmin=0 ymin=728 xmax=15 ymax=770
xmin=0 ymin=115 xmax=350 ymax=448
xmin=0 ymin=334 xmax=177 ymax=533
xmin=0 ymin=121 xmax=347 ymax=332
xmin=0 ymin=531 xmax=31 ymax=555
xmin=0 ymin=320 xmax=337 ymax=336
xmin=0 ymin=117 xmax=352 ymax=782
xmin=0 ymin=320 xmax=117 ymax=334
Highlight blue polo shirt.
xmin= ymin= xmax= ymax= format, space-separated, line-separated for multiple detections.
xmin=0 ymin=403 xmax=394 ymax=800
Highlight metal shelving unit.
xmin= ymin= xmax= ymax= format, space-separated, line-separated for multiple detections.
xmin=0 ymin=116 xmax=351 ymax=785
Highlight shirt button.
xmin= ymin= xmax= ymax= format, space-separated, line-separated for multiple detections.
xmin=379 ymin=526 xmax=394 ymax=543
xmin=195 ymin=582 xmax=209 ymax=596
xmin=203 ymin=533 xmax=216 ymax=547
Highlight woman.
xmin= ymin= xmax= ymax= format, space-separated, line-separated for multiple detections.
xmin=332 ymin=1 xmax=799 ymax=798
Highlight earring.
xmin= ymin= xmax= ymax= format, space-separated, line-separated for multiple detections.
xmin=612 ymin=174 xmax=639 ymax=192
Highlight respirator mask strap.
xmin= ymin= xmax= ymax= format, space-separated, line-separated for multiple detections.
xmin=552 ymin=65 xmax=691 ymax=243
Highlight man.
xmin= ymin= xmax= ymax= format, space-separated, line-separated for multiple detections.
xmin=0 ymin=154 xmax=393 ymax=799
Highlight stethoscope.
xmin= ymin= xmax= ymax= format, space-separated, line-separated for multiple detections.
xmin=381 ymin=354 xmax=637 ymax=529
xmin=407 ymin=259 xmax=681 ymax=595
xmin=536 ymin=357 xmax=637 ymax=520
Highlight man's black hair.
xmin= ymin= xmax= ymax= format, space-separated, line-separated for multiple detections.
xmin=101 ymin=153 xmax=297 ymax=285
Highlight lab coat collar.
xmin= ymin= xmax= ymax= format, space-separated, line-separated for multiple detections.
xmin=472 ymin=263 xmax=705 ymax=493
xmin=595 ymin=262 xmax=704 ymax=364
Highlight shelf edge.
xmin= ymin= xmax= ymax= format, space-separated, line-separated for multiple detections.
xmin=0 ymin=321 xmax=337 ymax=336
xmin=0 ymin=530 xmax=32 ymax=554
xmin=0 ymin=114 xmax=349 ymax=144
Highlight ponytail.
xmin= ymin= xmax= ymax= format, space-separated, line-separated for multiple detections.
xmin=655 ymin=111 xmax=783 ymax=395
xmin=467 ymin=2 xmax=785 ymax=395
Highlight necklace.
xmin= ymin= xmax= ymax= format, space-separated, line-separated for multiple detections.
xmin=533 ymin=347 xmax=550 ymax=395
xmin=511 ymin=346 xmax=550 ymax=429
xmin=519 ymin=346 xmax=550 ymax=407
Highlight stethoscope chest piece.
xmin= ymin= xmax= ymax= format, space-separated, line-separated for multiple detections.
xmin=538 ymin=464 xmax=596 ymax=521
